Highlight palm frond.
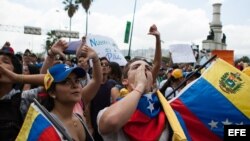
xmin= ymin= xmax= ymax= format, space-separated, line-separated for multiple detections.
xmin=78 ymin=0 xmax=93 ymax=12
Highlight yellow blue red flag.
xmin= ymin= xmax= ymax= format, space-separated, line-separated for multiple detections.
xmin=157 ymin=90 xmax=187 ymax=141
xmin=170 ymin=58 xmax=250 ymax=141
xmin=16 ymin=103 xmax=62 ymax=141
xmin=123 ymin=93 xmax=166 ymax=140
xmin=118 ymin=90 xmax=186 ymax=140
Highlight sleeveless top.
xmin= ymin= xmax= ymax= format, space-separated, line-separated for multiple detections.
xmin=75 ymin=114 xmax=94 ymax=141
xmin=50 ymin=113 xmax=94 ymax=141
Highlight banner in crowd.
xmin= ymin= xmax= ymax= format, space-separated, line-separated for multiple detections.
xmin=170 ymin=58 xmax=250 ymax=141
xmin=65 ymin=34 xmax=127 ymax=66
xmin=211 ymin=50 xmax=234 ymax=65
xmin=16 ymin=103 xmax=63 ymax=141
xmin=169 ymin=44 xmax=196 ymax=63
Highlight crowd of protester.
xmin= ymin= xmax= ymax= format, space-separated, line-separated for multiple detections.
xmin=0 ymin=24 xmax=250 ymax=141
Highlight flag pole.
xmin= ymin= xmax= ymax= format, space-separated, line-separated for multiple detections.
xmin=33 ymin=98 xmax=73 ymax=141
xmin=127 ymin=0 xmax=137 ymax=57
xmin=165 ymin=55 xmax=217 ymax=99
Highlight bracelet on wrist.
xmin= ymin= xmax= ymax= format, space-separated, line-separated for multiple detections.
xmin=134 ymin=89 xmax=142 ymax=94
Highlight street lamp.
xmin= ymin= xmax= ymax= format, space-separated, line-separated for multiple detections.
xmin=55 ymin=9 xmax=62 ymax=29
xmin=24 ymin=26 xmax=41 ymax=51
xmin=128 ymin=0 xmax=137 ymax=57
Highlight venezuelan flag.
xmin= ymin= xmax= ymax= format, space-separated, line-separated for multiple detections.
xmin=123 ymin=93 xmax=166 ymax=140
xmin=16 ymin=103 xmax=62 ymax=141
xmin=170 ymin=58 xmax=250 ymax=141
xmin=157 ymin=90 xmax=187 ymax=141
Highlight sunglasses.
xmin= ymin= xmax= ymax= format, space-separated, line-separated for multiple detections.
xmin=101 ymin=62 xmax=109 ymax=67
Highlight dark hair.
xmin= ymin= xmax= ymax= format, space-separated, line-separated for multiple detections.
xmin=3 ymin=41 xmax=10 ymax=47
xmin=100 ymin=57 xmax=109 ymax=62
xmin=24 ymin=49 xmax=31 ymax=56
xmin=15 ymin=54 xmax=23 ymax=63
xmin=194 ymin=65 xmax=201 ymax=70
xmin=76 ymin=56 xmax=90 ymax=65
xmin=27 ymin=64 xmax=40 ymax=75
xmin=0 ymin=52 xmax=23 ymax=89
xmin=30 ymin=53 xmax=37 ymax=58
xmin=41 ymin=83 xmax=56 ymax=111
xmin=12 ymin=56 xmax=22 ymax=75
xmin=122 ymin=57 xmax=151 ymax=79
xmin=27 ymin=64 xmax=40 ymax=89
xmin=172 ymin=64 xmax=179 ymax=69
xmin=160 ymin=75 xmax=180 ymax=94
xmin=108 ymin=61 xmax=122 ymax=83
xmin=0 ymin=52 xmax=22 ymax=75
xmin=58 ymin=56 xmax=65 ymax=62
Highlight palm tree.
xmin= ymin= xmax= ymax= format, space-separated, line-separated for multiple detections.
xmin=63 ymin=0 xmax=79 ymax=40
xmin=44 ymin=30 xmax=61 ymax=52
xmin=76 ymin=0 xmax=93 ymax=36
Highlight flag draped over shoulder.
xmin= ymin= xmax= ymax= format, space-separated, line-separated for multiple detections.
xmin=16 ymin=103 xmax=62 ymax=141
xmin=170 ymin=58 xmax=250 ymax=141
xmin=123 ymin=93 xmax=166 ymax=141
xmin=157 ymin=90 xmax=187 ymax=141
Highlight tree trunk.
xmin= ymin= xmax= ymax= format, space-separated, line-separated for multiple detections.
xmin=85 ymin=10 xmax=88 ymax=36
xmin=69 ymin=17 xmax=72 ymax=41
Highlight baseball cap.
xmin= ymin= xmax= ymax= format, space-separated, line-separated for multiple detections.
xmin=44 ymin=64 xmax=86 ymax=90
xmin=1 ymin=46 xmax=14 ymax=54
xmin=171 ymin=69 xmax=183 ymax=79
xmin=0 ymin=47 xmax=22 ymax=74
xmin=0 ymin=47 xmax=22 ymax=89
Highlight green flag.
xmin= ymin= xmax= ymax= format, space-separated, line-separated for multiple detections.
xmin=124 ymin=21 xmax=131 ymax=43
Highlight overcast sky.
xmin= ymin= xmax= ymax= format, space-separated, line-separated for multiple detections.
xmin=0 ymin=0 xmax=249 ymax=57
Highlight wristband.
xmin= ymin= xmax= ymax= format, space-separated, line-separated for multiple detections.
xmin=134 ymin=89 xmax=142 ymax=94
